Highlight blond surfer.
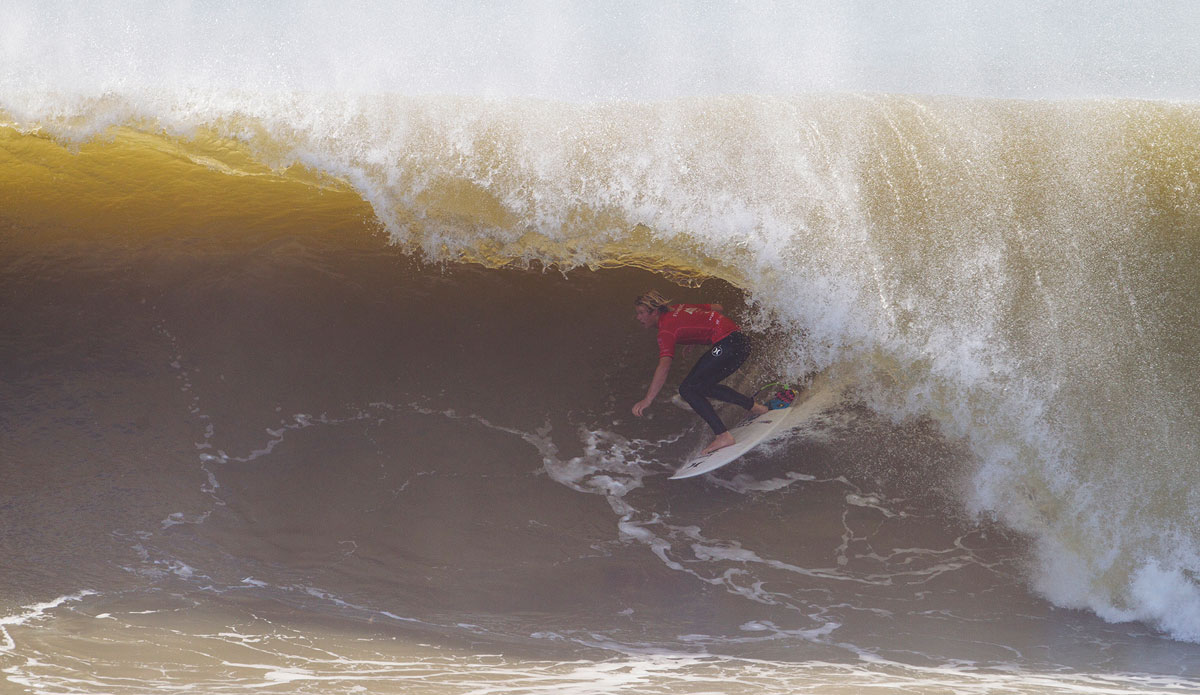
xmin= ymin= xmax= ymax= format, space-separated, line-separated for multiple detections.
xmin=632 ymin=291 xmax=768 ymax=454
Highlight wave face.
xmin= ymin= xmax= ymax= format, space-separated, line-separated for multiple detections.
xmin=2 ymin=90 xmax=1200 ymax=692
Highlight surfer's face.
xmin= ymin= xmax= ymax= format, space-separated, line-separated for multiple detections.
xmin=634 ymin=304 xmax=659 ymax=328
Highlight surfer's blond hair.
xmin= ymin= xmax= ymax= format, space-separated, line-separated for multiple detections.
xmin=635 ymin=290 xmax=673 ymax=314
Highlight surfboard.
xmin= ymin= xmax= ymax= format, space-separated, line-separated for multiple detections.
xmin=669 ymin=384 xmax=801 ymax=480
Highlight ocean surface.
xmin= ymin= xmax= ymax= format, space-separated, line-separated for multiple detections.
xmin=4 ymin=6 xmax=1200 ymax=693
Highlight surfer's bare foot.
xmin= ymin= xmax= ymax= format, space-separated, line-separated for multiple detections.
xmin=702 ymin=431 xmax=735 ymax=455
xmin=750 ymin=403 xmax=769 ymax=417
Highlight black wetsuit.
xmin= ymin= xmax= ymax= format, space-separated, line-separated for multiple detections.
xmin=677 ymin=331 xmax=754 ymax=435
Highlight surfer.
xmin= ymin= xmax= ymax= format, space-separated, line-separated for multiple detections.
xmin=632 ymin=291 xmax=769 ymax=454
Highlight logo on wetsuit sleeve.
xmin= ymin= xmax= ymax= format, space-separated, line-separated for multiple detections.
xmin=711 ymin=346 xmax=723 ymax=357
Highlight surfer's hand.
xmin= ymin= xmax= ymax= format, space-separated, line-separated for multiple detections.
xmin=632 ymin=398 xmax=652 ymax=417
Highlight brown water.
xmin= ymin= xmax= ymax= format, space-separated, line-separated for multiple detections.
xmin=2 ymin=92 xmax=1200 ymax=693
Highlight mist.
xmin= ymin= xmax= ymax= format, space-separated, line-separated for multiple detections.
xmin=3 ymin=0 xmax=1200 ymax=101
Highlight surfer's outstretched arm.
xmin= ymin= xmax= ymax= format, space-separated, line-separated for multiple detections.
xmin=632 ymin=355 xmax=672 ymax=416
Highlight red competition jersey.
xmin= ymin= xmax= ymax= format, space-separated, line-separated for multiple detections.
xmin=656 ymin=304 xmax=740 ymax=358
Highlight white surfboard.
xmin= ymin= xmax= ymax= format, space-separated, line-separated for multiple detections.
xmin=670 ymin=401 xmax=799 ymax=480
xmin=670 ymin=375 xmax=838 ymax=480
